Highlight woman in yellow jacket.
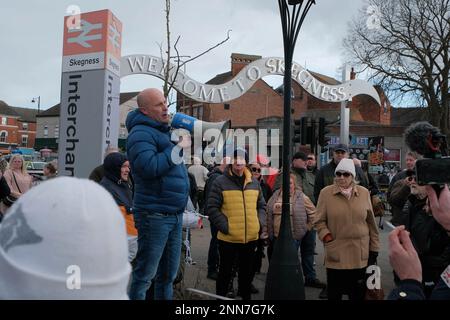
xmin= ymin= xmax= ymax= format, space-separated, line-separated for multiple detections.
xmin=315 ymin=158 xmax=380 ymax=300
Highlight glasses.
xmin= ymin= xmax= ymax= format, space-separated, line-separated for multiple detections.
xmin=251 ymin=167 xmax=261 ymax=173
xmin=335 ymin=171 xmax=351 ymax=178
xmin=307 ymin=157 xmax=315 ymax=160
xmin=408 ymin=176 xmax=416 ymax=182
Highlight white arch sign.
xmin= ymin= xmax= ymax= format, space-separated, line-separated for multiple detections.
xmin=121 ymin=55 xmax=381 ymax=105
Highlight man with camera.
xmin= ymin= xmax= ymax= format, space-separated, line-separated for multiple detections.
xmin=387 ymin=151 xmax=418 ymax=226
xmin=388 ymin=121 xmax=450 ymax=299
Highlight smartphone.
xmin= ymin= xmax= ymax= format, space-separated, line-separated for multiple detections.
xmin=415 ymin=157 xmax=450 ymax=185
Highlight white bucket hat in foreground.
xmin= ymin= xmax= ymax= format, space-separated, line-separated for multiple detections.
xmin=335 ymin=158 xmax=356 ymax=177
xmin=0 ymin=177 xmax=131 ymax=299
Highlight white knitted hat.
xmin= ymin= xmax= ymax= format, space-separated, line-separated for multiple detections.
xmin=335 ymin=158 xmax=356 ymax=177
xmin=0 ymin=177 xmax=131 ymax=299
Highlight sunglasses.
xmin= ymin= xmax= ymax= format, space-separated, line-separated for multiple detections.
xmin=251 ymin=167 xmax=261 ymax=173
xmin=335 ymin=171 xmax=351 ymax=178
xmin=407 ymin=176 xmax=416 ymax=182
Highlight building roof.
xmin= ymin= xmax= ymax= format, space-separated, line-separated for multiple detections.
xmin=36 ymin=104 xmax=60 ymax=117
xmin=11 ymin=107 xmax=39 ymax=122
xmin=119 ymin=91 xmax=139 ymax=104
xmin=206 ymin=71 xmax=233 ymax=85
xmin=35 ymin=92 xmax=140 ymax=118
xmin=231 ymin=53 xmax=262 ymax=62
xmin=308 ymin=71 xmax=341 ymax=85
xmin=0 ymin=100 xmax=20 ymax=117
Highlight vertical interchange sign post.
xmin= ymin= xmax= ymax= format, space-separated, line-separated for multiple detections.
xmin=59 ymin=9 xmax=122 ymax=177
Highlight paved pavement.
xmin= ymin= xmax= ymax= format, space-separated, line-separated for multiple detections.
xmin=177 ymin=215 xmax=396 ymax=300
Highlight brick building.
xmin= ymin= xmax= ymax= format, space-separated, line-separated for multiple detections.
xmin=0 ymin=100 xmax=38 ymax=154
xmin=34 ymin=92 xmax=139 ymax=152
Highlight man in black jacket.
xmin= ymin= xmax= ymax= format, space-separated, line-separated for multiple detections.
xmin=387 ymin=151 xmax=418 ymax=225
xmin=314 ymin=144 xmax=369 ymax=203
xmin=398 ymin=175 xmax=450 ymax=297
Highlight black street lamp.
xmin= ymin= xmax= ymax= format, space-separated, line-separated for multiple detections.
xmin=264 ymin=0 xmax=316 ymax=300
xmin=31 ymin=96 xmax=40 ymax=114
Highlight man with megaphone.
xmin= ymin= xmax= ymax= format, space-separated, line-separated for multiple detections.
xmin=126 ymin=88 xmax=191 ymax=300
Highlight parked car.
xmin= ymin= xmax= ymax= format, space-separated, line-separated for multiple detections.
xmin=26 ymin=161 xmax=46 ymax=176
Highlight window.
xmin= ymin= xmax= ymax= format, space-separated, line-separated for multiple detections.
xmin=22 ymin=122 xmax=28 ymax=130
xmin=224 ymin=104 xmax=230 ymax=110
xmin=21 ymin=135 xmax=28 ymax=147
xmin=0 ymin=131 xmax=7 ymax=143
xmin=54 ymin=125 xmax=59 ymax=138
xmin=44 ymin=125 xmax=48 ymax=137
xmin=1 ymin=117 xmax=7 ymax=125
xmin=198 ymin=106 xmax=204 ymax=120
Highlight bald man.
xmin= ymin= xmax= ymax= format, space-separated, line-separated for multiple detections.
xmin=126 ymin=88 xmax=190 ymax=300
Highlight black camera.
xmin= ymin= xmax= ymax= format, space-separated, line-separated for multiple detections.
xmin=405 ymin=122 xmax=449 ymax=186
xmin=415 ymin=157 xmax=450 ymax=185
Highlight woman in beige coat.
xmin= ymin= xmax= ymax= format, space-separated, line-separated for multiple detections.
xmin=315 ymin=158 xmax=380 ymax=300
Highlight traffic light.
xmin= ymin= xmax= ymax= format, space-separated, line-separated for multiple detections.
xmin=300 ymin=117 xmax=308 ymax=145
xmin=318 ymin=117 xmax=332 ymax=149
xmin=293 ymin=118 xmax=302 ymax=143
xmin=308 ymin=119 xmax=317 ymax=153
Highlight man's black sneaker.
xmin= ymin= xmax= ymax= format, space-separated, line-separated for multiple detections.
xmin=305 ymin=278 xmax=326 ymax=289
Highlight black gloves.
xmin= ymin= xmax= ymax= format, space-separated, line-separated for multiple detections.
xmin=368 ymin=251 xmax=378 ymax=266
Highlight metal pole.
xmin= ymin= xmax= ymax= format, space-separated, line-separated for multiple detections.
xmin=264 ymin=0 xmax=316 ymax=300
xmin=340 ymin=65 xmax=350 ymax=145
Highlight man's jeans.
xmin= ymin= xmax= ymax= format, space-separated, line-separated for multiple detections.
xmin=128 ymin=211 xmax=183 ymax=300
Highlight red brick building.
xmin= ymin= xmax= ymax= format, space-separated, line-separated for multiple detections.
xmin=0 ymin=100 xmax=38 ymax=154
xmin=177 ymin=53 xmax=391 ymax=129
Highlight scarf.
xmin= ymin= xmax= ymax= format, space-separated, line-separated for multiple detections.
xmin=339 ymin=186 xmax=353 ymax=200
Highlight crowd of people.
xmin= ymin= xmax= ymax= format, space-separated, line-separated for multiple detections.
xmin=0 ymin=87 xmax=448 ymax=301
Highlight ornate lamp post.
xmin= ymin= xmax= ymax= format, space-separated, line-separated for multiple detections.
xmin=264 ymin=0 xmax=316 ymax=300
xmin=31 ymin=96 xmax=41 ymax=114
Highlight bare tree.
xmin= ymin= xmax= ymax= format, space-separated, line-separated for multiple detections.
xmin=344 ymin=0 xmax=450 ymax=133
xmin=158 ymin=0 xmax=231 ymax=105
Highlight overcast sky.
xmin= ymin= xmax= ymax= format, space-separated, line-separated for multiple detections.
xmin=0 ymin=0 xmax=368 ymax=111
